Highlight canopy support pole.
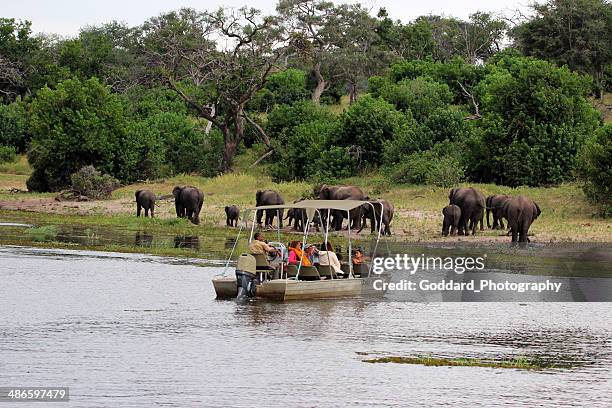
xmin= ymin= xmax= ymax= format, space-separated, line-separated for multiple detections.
xmin=347 ymin=209 xmax=353 ymax=278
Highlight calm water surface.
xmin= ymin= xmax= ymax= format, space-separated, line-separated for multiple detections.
xmin=0 ymin=246 xmax=611 ymax=407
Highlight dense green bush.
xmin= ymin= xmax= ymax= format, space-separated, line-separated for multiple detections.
xmin=266 ymin=101 xmax=335 ymax=144
xmin=385 ymin=57 xmax=486 ymax=104
xmin=336 ymin=96 xmax=410 ymax=165
xmin=0 ymin=145 xmax=17 ymax=163
xmin=576 ymin=124 xmax=612 ymax=215
xmin=27 ymin=78 xmax=129 ymax=191
xmin=124 ymin=86 xmax=189 ymax=118
xmin=122 ymin=113 xmax=224 ymax=181
xmin=388 ymin=148 xmax=464 ymax=187
xmin=473 ymin=56 xmax=601 ymax=186
xmin=307 ymin=146 xmax=357 ymax=182
xmin=250 ymin=69 xmax=310 ymax=111
xmin=270 ymin=119 xmax=335 ymax=181
xmin=70 ymin=165 xmax=119 ymax=199
xmin=376 ymin=76 xmax=453 ymax=121
xmin=0 ymin=101 xmax=29 ymax=152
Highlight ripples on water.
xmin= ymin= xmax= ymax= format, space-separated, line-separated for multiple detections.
xmin=0 ymin=246 xmax=611 ymax=407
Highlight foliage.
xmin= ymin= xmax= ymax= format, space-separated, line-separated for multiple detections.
xmin=70 ymin=165 xmax=119 ymax=199
xmin=266 ymin=101 xmax=335 ymax=144
xmin=250 ymin=69 xmax=310 ymax=111
xmin=336 ymin=95 xmax=410 ymax=165
xmin=307 ymin=146 xmax=357 ymax=182
xmin=0 ymin=100 xmax=29 ymax=152
xmin=124 ymin=86 xmax=189 ymax=118
xmin=575 ymin=124 xmax=612 ymax=214
xmin=376 ymin=76 xmax=453 ymax=120
xmin=473 ymin=56 xmax=601 ymax=186
xmin=384 ymin=57 xmax=487 ymax=104
xmin=0 ymin=145 xmax=16 ymax=163
xmin=388 ymin=149 xmax=464 ymax=187
xmin=513 ymin=0 xmax=612 ymax=95
xmin=27 ymin=77 xmax=129 ymax=191
xmin=270 ymin=119 xmax=334 ymax=181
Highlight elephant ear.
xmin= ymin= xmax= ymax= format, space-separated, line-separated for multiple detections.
xmin=172 ymin=186 xmax=182 ymax=197
xmin=534 ymin=202 xmax=542 ymax=218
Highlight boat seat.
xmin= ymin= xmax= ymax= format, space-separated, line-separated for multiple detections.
xmin=251 ymin=253 xmax=274 ymax=270
xmin=354 ymin=263 xmax=369 ymax=277
xmin=340 ymin=263 xmax=369 ymax=277
xmin=287 ymin=264 xmax=320 ymax=280
xmin=317 ymin=265 xmax=337 ymax=279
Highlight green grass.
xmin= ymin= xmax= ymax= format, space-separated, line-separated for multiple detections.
xmin=25 ymin=225 xmax=59 ymax=242
xmin=361 ymin=355 xmax=577 ymax=370
xmin=0 ymin=155 xmax=32 ymax=175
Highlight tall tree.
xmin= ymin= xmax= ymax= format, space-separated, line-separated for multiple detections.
xmin=278 ymin=0 xmax=379 ymax=104
xmin=513 ymin=0 xmax=612 ymax=96
xmin=140 ymin=7 xmax=285 ymax=170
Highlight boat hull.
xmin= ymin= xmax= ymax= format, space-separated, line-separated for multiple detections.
xmin=212 ymin=275 xmax=387 ymax=301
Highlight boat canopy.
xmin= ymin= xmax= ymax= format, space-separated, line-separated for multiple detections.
xmin=251 ymin=199 xmax=369 ymax=212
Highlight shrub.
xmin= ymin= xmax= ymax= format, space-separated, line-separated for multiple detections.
xmin=0 ymin=101 xmax=29 ymax=152
xmin=250 ymin=69 xmax=309 ymax=111
xmin=306 ymin=146 xmax=357 ymax=183
xmin=266 ymin=101 xmax=335 ymax=144
xmin=70 ymin=165 xmax=119 ymax=199
xmin=336 ymin=95 xmax=410 ymax=166
xmin=378 ymin=76 xmax=453 ymax=121
xmin=0 ymin=145 xmax=17 ymax=163
xmin=576 ymin=124 xmax=612 ymax=215
xmin=124 ymin=86 xmax=189 ymax=119
xmin=473 ymin=56 xmax=601 ymax=186
xmin=388 ymin=148 xmax=464 ymax=187
xmin=27 ymin=77 xmax=129 ymax=191
xmin=270 ymin=119 xmax=335 ymax=181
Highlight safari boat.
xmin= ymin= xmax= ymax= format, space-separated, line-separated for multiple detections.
xmin=212 ymin=200 xmax=390 ymax=301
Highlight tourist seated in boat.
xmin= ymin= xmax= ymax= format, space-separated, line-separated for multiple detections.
xmin=352 ymin=249 xmax=365 ymax=265
xmin=249 ymin=232 xmax=278 ymax=257
xmin=288 ymin=241 xmax=312 ymax=266
xmin=318 ymin=242 xmax=343 ymax=275
xmin=305 ymin=244 xmax=318 ymax=265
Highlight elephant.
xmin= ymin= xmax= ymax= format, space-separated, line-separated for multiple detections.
xmin=316 ymin=184 xmax=366 ymax=231
xmin=225 ymin=205 xmax=240 ymax=227
xmin=358 ymin=199 xmax=394 ymax=236
xmin=255 ymin=190 xmax=284 ymax=228
xmin=284 ymin=205 xmax=321 ymax=232
xmin=502 ymin=196 xmax=541 ymax=243
xmin=449 ymin=187 xmax=485 ymax=236
xmin=172 ymin=186 xmax=204 ymax=225
xmin=486 ymin=194 xmax=511 ymax=230
xmin=442 ymin=204 xmax=461 ymax=236
xmin=135 ymin=190 xmax=156 ymax=217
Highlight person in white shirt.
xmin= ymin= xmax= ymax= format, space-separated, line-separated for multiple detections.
xmin=318 ymin=242 xmax=343 ymax=275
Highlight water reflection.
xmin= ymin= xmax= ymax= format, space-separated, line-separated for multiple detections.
xmin=174 ymin=235 xmax=200 ymax=250
xmin=134 ymin=232 xmax=153 ymax=248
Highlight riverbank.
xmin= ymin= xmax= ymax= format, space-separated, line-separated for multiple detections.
xmin=0 ymin=156 xmax=610 ymax=245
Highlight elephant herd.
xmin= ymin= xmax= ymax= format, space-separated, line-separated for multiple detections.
xmin=134 ymin=183 xmax=541 ymax=243
xmin=442 ymin=187 xmax=541 ymax=243
xmin=134 ymin=186 xmax=204 ymax=224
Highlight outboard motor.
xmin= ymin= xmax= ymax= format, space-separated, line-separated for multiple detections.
xmin=235 ymin=253 xmax=257 ymax=301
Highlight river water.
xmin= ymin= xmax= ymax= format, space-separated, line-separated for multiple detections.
xmin=1 ymin=246 xmax=611 ymax=407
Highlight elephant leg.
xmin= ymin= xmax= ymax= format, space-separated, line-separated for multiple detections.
xmin=519 ymin=220 xmax=530 ymax=243
xmin=137 ymin=204 xmax=141 ymax=217
xmin=144 ymin=208 xmax=149 ymax=217
xmin=471 ymin=216 xmax=478 ymax=235
xmin=256 ymin=209 xmax=263 ymax=226
xmin=150 ymin=205 xmax=154 ymax=218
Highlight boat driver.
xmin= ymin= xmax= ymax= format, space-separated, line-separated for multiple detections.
xmin=248 ymin=232 xmax=278 ymax=257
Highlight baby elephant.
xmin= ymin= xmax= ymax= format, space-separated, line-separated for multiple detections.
xmin=442 ymin=204 xmax=461 ymax=236
xmin=135 ymin=190 xmax=156 ymax=217
xmin=225 ymin=205 xmax=240 ymax=227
